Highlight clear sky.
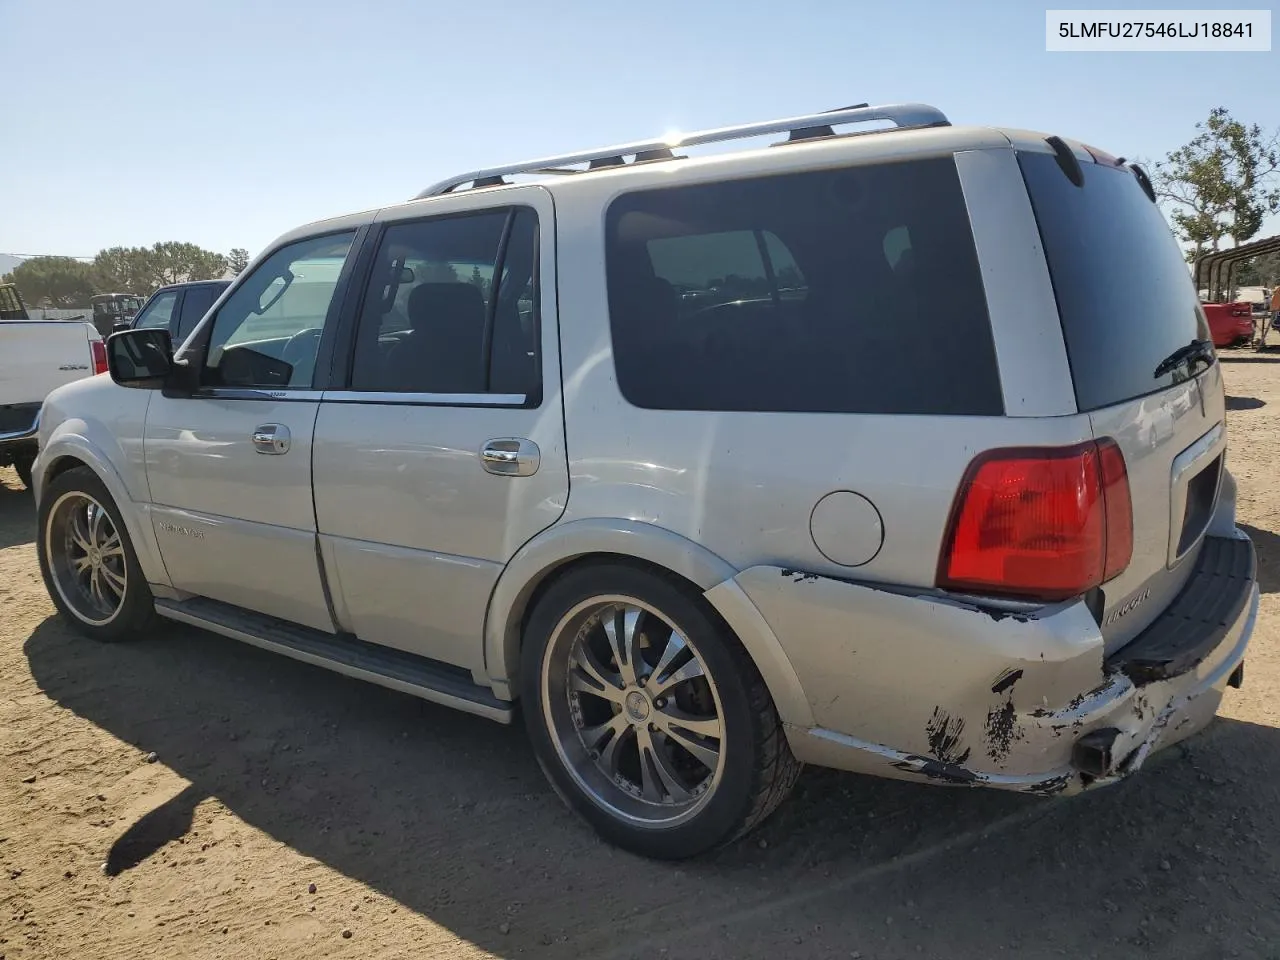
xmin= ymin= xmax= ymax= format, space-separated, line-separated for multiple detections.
xmin=2 ymin=0 xmax=1276 ymax=260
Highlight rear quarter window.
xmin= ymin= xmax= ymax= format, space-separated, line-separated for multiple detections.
xmin=1018 ymin=151 xmax=1210 ymax=412
xmin=605 ymin=157 xmax=1003 ymax=416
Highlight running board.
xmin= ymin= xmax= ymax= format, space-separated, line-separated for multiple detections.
xmin=154 ymin=597 xmax=514 ymax=724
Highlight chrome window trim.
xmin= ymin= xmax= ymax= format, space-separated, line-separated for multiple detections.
xmin=198 ymin=388 xmax=325 ymax=402
xmin=321 ymin=390 xmax=528 ymax=407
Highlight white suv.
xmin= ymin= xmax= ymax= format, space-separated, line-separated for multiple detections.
xmin=31 ymin=103 xmax=1258 ymax=860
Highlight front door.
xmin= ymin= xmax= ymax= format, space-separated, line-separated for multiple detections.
xmin=145 ymin=230 xmax=359 ymax=631
xmin=311 ymin=189 xmax=568 ymax=674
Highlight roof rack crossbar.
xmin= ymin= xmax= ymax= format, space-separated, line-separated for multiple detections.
xmin=415 ymin=101 xmax=949 ymax=198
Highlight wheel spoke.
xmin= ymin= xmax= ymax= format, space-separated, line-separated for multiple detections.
xmin=655 ymin=718 xmax=720 ymax=771
xmin=648 ymin=656 xmax=705 ymax=696
xmin=637 ymin=725 xmax=691 ymax=803
xmin=655 ymin=706 xmax=722 ymax=741
xmin=600 ymin=605 xmax=642 ymax=687
xmin=69 ymin=508 xmax=92 ymax=553
xmin=89 ymin=569 xmax=105 ymax=607
xmin=569 ymin=644 xmax=626 ymax=704
xmin=99 ymin=531 xmax=122 ymax=559
xmin=100 ymin=565 xmax=126 ymax=599
xmin=581 ymin=714 xmax=633 ymax=776
xmin=72 ymin=555 xmax=93 ymax=574
xmin=89 ymin=505 xmax=107 ymax=548
xmin=645 ymin=632 xmax=689 ymax=691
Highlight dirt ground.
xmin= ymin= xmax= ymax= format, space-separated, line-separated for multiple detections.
xmin=2 ymin=356 xmax=1280 ymax=960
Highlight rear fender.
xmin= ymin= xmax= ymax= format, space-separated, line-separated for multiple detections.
xmin=481 ymin=518 xmax=813 ymax=728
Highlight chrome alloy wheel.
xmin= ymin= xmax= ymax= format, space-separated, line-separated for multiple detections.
xmin=44 ymin=491 xmax=128 ymax=626
xmin=540 ymin=596 xmax=726 ymax=827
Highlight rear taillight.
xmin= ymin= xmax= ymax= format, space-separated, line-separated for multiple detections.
xmin=938 ymin=439 xmax=1133 ymax=602
xmin=91 ymin=340 xmax=108 ymax=376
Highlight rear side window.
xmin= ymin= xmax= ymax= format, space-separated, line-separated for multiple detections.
xmin=605 ymin=157 xmax=1002 ymax=415
xmin=1018 ymin=152 xmax=1210 ymax=412
xmin=348 ymin=207 xmax=540 ymax=399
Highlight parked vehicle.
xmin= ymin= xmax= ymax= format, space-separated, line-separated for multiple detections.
xmin=0 ymin=282 xmax=29 ymax=321
xmin=1 ymin=317 xmax=105 ymax=490
xmin=1201 ymin=300 xmax=1254 ymax=347
xmin=90 ymin=293 xmax=145 ymax=339
xmin=130 ymin=279 xmax=232 ymax=343
xmin=31 ymin=103 xmax=1257 ymax=859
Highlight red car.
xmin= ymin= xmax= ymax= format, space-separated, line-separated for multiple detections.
xmin=1202 ymin=301 xmax=1254 ymax=347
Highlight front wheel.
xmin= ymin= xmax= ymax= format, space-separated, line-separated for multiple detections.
xmin=36 ymin=466 xmax=158 ymax=642
xmin=520 ymin=563 xmax=801 ymax=859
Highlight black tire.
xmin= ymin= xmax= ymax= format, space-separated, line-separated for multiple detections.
xmin=36 ymin=465 xmax=158 ymax=642
xmin=13 ymin=453 xmax=34 ymax=492
xmin=520 ymin=562 xmax=801 ymax=859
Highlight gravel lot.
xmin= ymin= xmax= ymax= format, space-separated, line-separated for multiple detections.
xmin=2 ymin=354 xmax=1279 ymax=960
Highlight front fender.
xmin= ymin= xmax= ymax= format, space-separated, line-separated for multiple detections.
xmin=34 ymin=424 xmax=171 ymax=589
xmin=481 ymin=518 xmax=813 ymax=730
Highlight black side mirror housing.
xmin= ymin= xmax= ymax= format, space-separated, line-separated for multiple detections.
xmin=106 ymin=328 xmax=174 ymax=390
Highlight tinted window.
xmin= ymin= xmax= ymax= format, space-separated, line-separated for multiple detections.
xmin=349 ymin=207 xmax=539 ymax=398
xmin=134 ymin=291 xmax=178 ymax=331
xmin=1018 ymin=152 xmax=1211 ymax=412
xmin=203 ymin=232 xmax=355 ymax=389
xmin=176 ymin=284 xmax=221 ymax=340
xmin=605 ymin=158 xmax=1002 ymax=415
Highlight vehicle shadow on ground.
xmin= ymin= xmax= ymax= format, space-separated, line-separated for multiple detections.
xmin=24 ymin=612 xmax=1280 ymax=959
xmin=0 ymin=470 xmax=36 ymax=550
xmin=1239 ymin=523 xmax=1280 ymax=594
xmin=1225 ymin=395 xmax=1266 ymax=411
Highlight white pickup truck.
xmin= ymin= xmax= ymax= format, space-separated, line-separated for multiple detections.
xmin=1 ymin=285 xmax=106 ymax=490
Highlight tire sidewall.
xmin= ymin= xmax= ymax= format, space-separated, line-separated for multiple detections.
xmin=37 ymin=466 xmax=154 ymax=642
xmin=520 ymin=563 xmax=759 ymax=859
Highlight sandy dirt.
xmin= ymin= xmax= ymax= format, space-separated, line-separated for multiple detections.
xmin=2 ymin=354 xmax=1280 ymax=960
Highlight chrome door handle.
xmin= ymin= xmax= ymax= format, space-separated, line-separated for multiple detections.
xmin=480 ymin=438 xmax=540 ymax=477
xmin=252 ymin=423 xmax=291 ymax=455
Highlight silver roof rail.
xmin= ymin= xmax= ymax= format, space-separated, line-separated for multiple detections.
xmin=415 ymin=102 xmax=949 ymax=199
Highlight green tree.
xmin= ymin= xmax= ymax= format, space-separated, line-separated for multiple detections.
xmin=92 ymin=246 xmax=153 ymax=295
xmin=1153 ymin=107 xmax=1280 ymax=257
xmin=2 ymin=256 xmax=95 ymax=307
xmin=228 ymin=248 xmax=251 ymax=275
xmin=422 ymin=261 xmax=458 ymax=283
xmin=147 ymin=242 xmax=228 ymax=285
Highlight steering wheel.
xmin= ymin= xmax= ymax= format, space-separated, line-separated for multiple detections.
xmin=280 ymin=328 xmax=322 ymax=385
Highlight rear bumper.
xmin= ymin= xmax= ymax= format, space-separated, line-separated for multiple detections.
xmin=0 ymin=405 xmax=40 ymax=453
xmin=731 ymin=532 xmax=1257 ymax=796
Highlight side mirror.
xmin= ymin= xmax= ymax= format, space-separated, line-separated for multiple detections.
xmin=106 ymin=328 xmax=173 ymax=389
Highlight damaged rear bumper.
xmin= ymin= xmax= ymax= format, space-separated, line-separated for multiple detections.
xmin=733 ymin=532 xmax=1258 ymax=797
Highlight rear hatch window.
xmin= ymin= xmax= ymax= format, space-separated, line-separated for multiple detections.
xmin=1017 ymin=151 xmax=1211 ymax=413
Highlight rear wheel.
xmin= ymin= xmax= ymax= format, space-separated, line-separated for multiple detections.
xmin=36 ymin=466 xmax=158 ymax=642
xmin=521 ymin=563 xmax=801 ymax=859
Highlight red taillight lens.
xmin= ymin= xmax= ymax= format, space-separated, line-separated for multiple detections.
xmin=91 ymin=340 xmax=108 ymax=376
xmin=938 ymin=440 xmax=1132 ymax=602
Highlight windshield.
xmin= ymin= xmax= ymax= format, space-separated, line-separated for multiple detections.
xmin=1018 ymin=151 xmax=1211 ymax=412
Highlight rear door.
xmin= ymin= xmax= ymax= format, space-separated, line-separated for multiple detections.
xmin=311 ymin=187 xmax=567 ymax=675
xmin=1018 ymin=148 xmax=1227 ymax=652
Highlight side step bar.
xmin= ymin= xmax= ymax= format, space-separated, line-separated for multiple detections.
xmin=154 ymin=597 xmax=514 ymax=724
